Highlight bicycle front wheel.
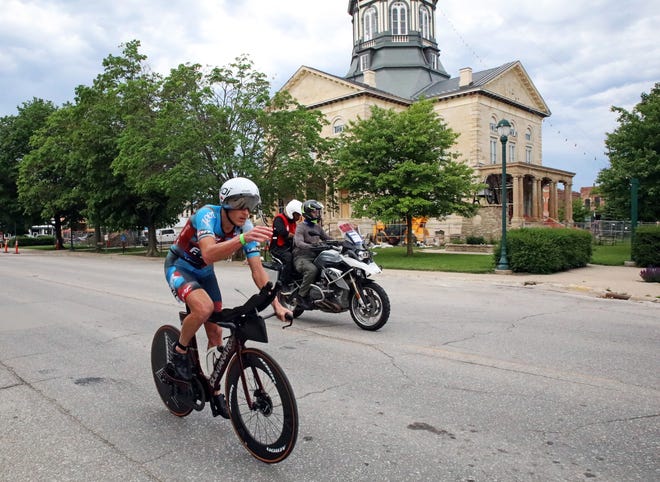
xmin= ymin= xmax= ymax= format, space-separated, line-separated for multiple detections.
xmin=225 ymin=348 xmax=298 ymax=463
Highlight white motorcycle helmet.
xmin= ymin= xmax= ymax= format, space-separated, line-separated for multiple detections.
xmin=219 ymin=177 xmax=261 ymax=211
xmin=284 ymin=199 xmax=303 ymax=219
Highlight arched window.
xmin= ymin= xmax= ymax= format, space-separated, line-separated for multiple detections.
xmin=419 ymin=6 xmax=430 ymax=39
xmin=332 ymin=118 xmax=344 ymax=136
xmin=489 ymin=116 xmax=498 ymax=134
xmin=509 ymin=121 xmax=517 ymax=137
xmin=363 ymin=7 xmax=378 ymax=41
xmin=391 ymin=2 xmax=408 ymax=35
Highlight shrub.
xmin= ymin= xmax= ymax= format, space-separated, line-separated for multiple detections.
xmin=632 ymin=226 xmax=660 ymax=267
xmin=9 ymin=235 xmax=55 ymax=247
xmin=639 ymin=266 xmax=660 ymax=283
xmin=466 ymin=236 xmax=487 ymax=245
xmin=493 ymin=228 xmax=592 ymax=274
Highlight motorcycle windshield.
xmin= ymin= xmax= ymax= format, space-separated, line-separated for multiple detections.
xmin=338 ymin=222 xmax=364 ymax=247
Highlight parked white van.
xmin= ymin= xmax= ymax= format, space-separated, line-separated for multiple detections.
xmin=141 ymin=228 xmax=177 ymax=245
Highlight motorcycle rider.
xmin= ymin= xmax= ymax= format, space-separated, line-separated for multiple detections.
xmin=292 ymin=200 xmax=331 ymax=309
xmin=269 ymin=199 xmax=302 ymax=283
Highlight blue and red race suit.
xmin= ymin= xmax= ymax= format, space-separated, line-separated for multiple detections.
xmin=164 ymin=205 xmax=260 ymax=307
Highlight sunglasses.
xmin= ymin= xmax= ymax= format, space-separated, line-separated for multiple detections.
xmin=225 ymin=195 xmax=261 ymax=212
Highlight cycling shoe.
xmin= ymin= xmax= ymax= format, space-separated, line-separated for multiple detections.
xmin=211 ymin=393 xmax=230 ymax=419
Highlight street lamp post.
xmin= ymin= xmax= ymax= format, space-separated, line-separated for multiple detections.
xmin=629 ymin=177 xmax=639 ymax=264
xmin=496 ymin=119 xmax=512 ymax=272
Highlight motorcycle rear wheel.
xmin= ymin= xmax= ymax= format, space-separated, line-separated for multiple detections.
xmin=350 ymin=282 xmax=390 ymax=331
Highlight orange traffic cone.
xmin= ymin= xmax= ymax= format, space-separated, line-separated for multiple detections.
xmin=14 ymin=239 xmax=19 ymax=254
xmin=3 ymin=240 xmax=7 ymax=253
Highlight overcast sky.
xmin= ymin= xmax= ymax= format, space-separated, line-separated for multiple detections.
xmin=1 ymin=0 xmax=658 ymax=189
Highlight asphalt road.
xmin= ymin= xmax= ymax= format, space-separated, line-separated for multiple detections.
xmin=0 ymin=251 xmax=658 ymax=481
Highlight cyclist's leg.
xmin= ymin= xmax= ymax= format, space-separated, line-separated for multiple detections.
xmin=198 ymin=270 xmax=223 ymax=349
xmin=179 ymin=288 xmax=213 ymax=346
xmin=197 ymin=271 xmax=229 ymax=418
xmin=165 ymin=262 xmax=213 ymax=364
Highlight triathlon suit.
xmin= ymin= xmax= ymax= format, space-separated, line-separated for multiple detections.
xmin=164 ymin=205 xmax=260 ymax=310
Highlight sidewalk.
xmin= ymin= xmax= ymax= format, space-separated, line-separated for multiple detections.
xmin=8 ymin=248 xmax=659 ymax=303
xmin=436 ymin=264 xmax=660 ymax=303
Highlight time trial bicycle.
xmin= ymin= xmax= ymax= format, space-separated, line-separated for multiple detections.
xmin=150 ymin=281 xmax=298 ymax=463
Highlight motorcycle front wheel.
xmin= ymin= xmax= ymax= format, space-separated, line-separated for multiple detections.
xmin=349 ymin=281 xmax=390 ymax=331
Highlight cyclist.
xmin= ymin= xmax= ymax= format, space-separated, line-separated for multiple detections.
xmin=292 ymin=200 xmax=331 ymax=309
xmin=269 ymin=199 xmax=302 ymax=283
xmin=164 ymin=177 xmax=292 ymax=394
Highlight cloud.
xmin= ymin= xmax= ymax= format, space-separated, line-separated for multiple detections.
xmin=0 ymin=0 xmax=658 ymax=188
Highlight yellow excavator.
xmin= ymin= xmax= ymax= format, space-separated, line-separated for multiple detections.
xmin=372 ymin=217 xmax=429 ymax=245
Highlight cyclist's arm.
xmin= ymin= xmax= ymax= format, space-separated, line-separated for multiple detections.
xmin=246 ymin=256 xmax=291 ymax=321
xmin=199 ymin=226 xmax=272 ymax=265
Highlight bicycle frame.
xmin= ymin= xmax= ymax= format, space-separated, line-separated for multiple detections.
xmin=152 ymin=281 xmax=298 ymax=463
xmin=179 ymin=302 xmax=278 ymax=416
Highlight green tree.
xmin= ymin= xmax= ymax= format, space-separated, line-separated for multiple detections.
xmin=572 ymin=198 xmax=592 ymax=223
xmin=111 ymin=44 xmax=186 ymax=255
xmin=7 ymin=42 xmax=331 ymax=254
xmin=80 ymin=40 xmax=191 ymax=255
xmin=0 ymin=98 xmax=57 ymax=235
xmin=334 ymin=100 xmax=481 ymax=255
xmin=195 ymin=56 xmax=331 ymax=209
xmin=597 ymin=83 xmax=660 ymax=221
xmin=259 ymin=90 xmax=332 ymax=207
xmin=18 ymin=105 xmax=87 ymax=248
xmin=69 ymin=81 xmax=137 ymax=249
xmin=559 ymin=198 xmax=591 ymax=223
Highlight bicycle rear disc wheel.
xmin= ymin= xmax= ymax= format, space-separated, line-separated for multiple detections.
xmin=151 ymin=325 xmax=194 ymax=417
xmin=226 ymin=348 xmax=298 ymax=463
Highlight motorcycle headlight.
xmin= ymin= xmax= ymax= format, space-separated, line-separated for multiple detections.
xmin=358 ymin=250 xmax=371 ymax=260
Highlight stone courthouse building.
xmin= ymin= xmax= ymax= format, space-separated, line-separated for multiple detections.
xmin=279 ymin=0 xmax=575 ymax=241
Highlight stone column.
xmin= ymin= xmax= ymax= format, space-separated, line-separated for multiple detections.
xmin=512 ymin=175 xmax=522 ymax=224
xmin=532 ymin=178 xmax=539 ymax=220
xmin=565 ymin=182 xmax=573 ymax=223
xmin=552 ymin=181 xmax=559 ymax=219
xmin=518 ymin=176 xmax=525 ymax=218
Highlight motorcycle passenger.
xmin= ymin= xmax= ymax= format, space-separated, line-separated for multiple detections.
xmin=164 ymin=177 xmax=292 ymax=411
xmin=269 ymin=199 xmax=302 ymax=283
xmin=293 ymin=200 xmax=331 ymax=309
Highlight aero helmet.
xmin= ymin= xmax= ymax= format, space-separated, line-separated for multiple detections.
xmin=219 ymin=177 xmax=261 ymax=211
xmin=284 ymin=199 xmax=303 ymax=219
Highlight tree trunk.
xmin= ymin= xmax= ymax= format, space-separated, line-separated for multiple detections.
xmin=406 ymin=215 xmax=414 ymax=256
xmin=54 ymin=216 xmax=64 ymax=250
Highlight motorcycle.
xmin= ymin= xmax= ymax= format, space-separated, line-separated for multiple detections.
xmin=263 ymin=223 xmax=390 ymax=331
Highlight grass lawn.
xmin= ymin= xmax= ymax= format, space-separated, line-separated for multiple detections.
xmin=372 ymin=247 xmax=495 ymax=273
xmin=373 ymin=242 xmax=634 ymax=272
xmin=23 ymin=241 xmax=635 ymax=273
xmin=25 ymin=244 xmax=153 ymax=255
xmin=591 ymin=242 xmax=631 ymax=266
